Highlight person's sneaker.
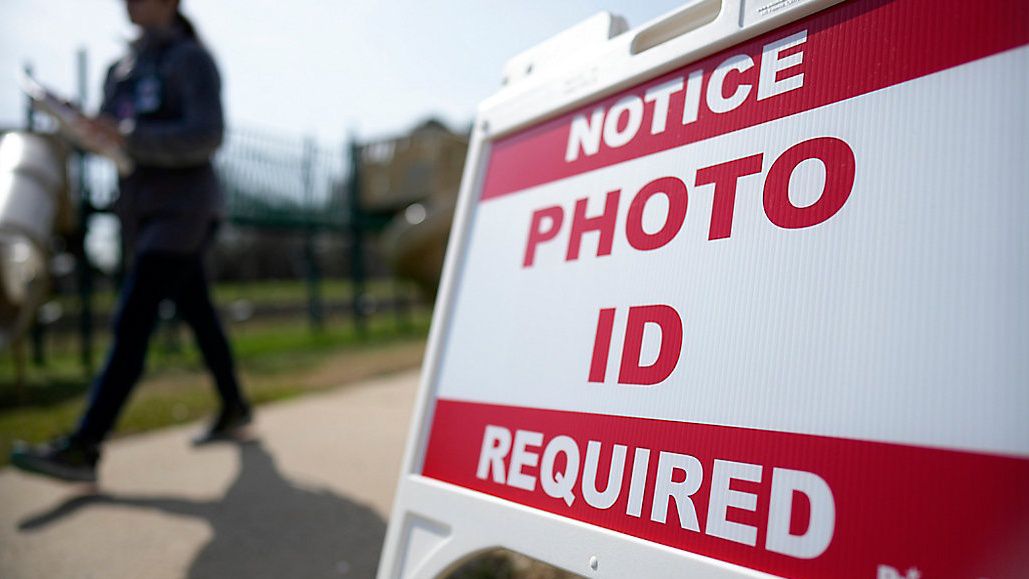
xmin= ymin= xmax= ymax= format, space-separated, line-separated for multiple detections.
xmin=192 ymin=403 xmax=253 ymax=446
xmin=10 ymin=435 xmax=99 ymax=483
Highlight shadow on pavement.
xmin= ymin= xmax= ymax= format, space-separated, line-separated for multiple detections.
xmin=18 ymin=440 xmax=386 ymax=579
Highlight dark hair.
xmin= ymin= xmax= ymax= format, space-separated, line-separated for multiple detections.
xmin=175 ymin=10 xmax=198 ymax=41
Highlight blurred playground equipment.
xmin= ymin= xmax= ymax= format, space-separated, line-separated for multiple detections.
xmin=0 ymin=132 xmax=72 ymax=349
xmin=365 ymin=120 xmax=468 ymax=298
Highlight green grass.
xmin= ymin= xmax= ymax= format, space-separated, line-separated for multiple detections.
xmin=54 ymin=278 xmax=419 ymax=314
xmin=213 ymin=278 xmax=415 ymax=303
xmin=0 ymin=308 xmax=431 ymax=467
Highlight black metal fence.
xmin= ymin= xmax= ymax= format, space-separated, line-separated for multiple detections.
xmin=67 ymin=125 xmax=400 ymax=366
xmin=18 ymin=51 xmax=429 ymax=375
xmin=218 ymin=128 xmax=348 ymax=231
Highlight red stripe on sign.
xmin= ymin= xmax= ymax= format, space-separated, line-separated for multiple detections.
xmin=422 ymin=399 xmax=1029 ymax=579
xmin=480 ymin=0 xmax=1029 ymax=201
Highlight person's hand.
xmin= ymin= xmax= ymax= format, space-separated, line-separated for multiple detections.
xmin=72 ymin=115 xmax=126 ymax=152
xmin=85 ymin=115 xmax=126 ymax=148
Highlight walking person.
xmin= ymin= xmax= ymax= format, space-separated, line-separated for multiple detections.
xmin=12 ymin=0 xmax=251 ymax=483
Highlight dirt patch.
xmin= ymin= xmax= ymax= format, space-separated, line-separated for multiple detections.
xmin=136 ymin=338 xmax=427 ymax=399
xmin=295 ymin=340 xmax=426 ymax=390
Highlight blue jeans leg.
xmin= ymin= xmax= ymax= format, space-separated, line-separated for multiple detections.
xmin=75 ymin=252 xmax=246 ymax=444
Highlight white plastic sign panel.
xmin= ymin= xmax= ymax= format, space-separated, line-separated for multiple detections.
xmin=380 ymin=0 xmax=1029 ymax=577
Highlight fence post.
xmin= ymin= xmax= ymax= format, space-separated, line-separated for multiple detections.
xmin=393 ymin=279 xmax=411 ymax=333
xmin=347 ymin=136 xmax=368 ymax=337
xmin=302 ymin=137 xmax=324 ymax=331
xmin=24 ymin=63 xmax=37 ymax=130
xmin=22 ymin=63 xmax=48 ymax=368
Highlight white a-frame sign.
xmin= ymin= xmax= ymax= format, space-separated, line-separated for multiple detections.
xmin=380 ymin=0 xmax=1029 ymax=577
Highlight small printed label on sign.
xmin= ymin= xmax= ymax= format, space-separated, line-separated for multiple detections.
xmin=742 ymin=0 xmax=807 ymax=27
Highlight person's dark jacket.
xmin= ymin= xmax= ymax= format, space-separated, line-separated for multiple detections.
xmin=100 ymin=26 xmax=225 ymax=256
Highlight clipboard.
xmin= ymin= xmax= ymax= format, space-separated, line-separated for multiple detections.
xmin=20 ymin=69 xmax=135 ymax=176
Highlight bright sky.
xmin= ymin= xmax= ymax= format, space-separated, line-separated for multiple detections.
xmin=1 ymin=0 xmax=685 ymax=144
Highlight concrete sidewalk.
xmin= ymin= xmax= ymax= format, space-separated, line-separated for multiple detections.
xmin=0 ymin=369 xmax=421 ymax=579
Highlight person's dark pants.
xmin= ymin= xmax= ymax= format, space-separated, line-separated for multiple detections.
xmin=75 ymin=251 xmax=247 ymax=445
